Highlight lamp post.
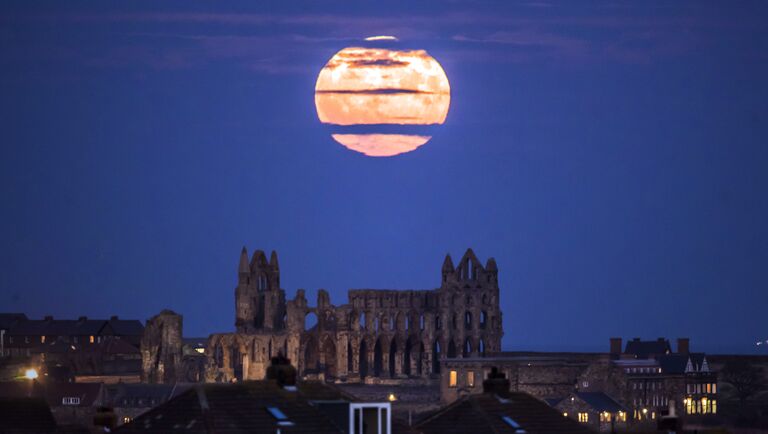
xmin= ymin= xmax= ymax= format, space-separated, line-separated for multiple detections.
xmin=24 ymin=368 xmax=38 ymax=398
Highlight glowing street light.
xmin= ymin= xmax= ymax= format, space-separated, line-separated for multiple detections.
xmin=24 ymin=368 xmax=38 ymax=380
xmin=387 ymin=393 xmax=397 ymax=402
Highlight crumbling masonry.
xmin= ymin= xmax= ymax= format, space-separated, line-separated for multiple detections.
xmin=144 ymin=248 xmax=503 ymax=384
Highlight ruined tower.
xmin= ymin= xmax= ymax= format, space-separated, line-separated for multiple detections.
xmin=235 ymin=248 xmax=286 ymax=333
xmin=438 ymin=248 xmax=503 ymax=357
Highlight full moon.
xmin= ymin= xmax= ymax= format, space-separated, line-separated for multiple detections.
xmin=315 ymin=40 xmax=450 ymax=157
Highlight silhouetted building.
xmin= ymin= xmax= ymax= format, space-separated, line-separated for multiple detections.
xmin=142 ymin=248 xmax=504 ymax=385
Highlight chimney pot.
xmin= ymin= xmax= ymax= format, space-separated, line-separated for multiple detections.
xmin=44 ymin=315 xmax=53 ymax=321
xmin=677 ymin=338 xmax=690 ymax=354
xmin=610 ymin=337 xmax=623 ymax=356
xmin=78 ymin=316 xmax=87 ymax=322
xmin=110 ymin=316 xmax=118 ymax=321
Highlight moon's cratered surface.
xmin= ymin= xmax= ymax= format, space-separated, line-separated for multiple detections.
xmin=315 ymin=44 xmax=450 ymax=157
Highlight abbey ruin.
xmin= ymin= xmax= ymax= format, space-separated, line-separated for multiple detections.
xmin=141 ymin=247 xmax=504 ymax=384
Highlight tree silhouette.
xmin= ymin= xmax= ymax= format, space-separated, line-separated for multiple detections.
xmin=720 ymin=360 xmax=767 ymax=404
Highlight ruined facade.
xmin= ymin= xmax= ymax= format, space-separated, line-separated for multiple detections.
xmin=203 ymin=247 xmax=503 ymax=383
xmin=140 ymin=310 xmax=183 ymax=384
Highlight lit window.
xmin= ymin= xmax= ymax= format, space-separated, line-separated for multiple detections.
xmin=41 ymin=336 xmax=45 ymax=343
xmin=62 ymin=397 xmax=81 ymax=405
xmin=562 ymin=412 xmax=568 ymax=417
xmin=712 ymin=383 xmax=717 ymax=394
xmin=467 ymin=371 xmax=475 ymax=388
xmin=712 ymin=399 xmax=717 ymax=414
xmin=89 ymin=336 xmax=95 ymax=344
xmin=706 ymin=383 xmax=711 ymax=393
xmin=578 ymin=413 xmax=588 ymax=423
xmin=123 ymin=417 xmax=132 ymax=424
xmin=449 ymin=370 xmax=457 ymax=388
xmin=617 ymin=411 xmax=626 ymax=422
xmin=600 ymin=412 xmax=611 ymax=423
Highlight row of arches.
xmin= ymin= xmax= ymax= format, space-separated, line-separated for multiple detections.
xmin=300 ymin=334 xmax=490 ymax=379
xmin=345 ymin=310 xmax=496 ymax=333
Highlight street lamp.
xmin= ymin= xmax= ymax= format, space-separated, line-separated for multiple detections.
xmin=387 ymin=393 xmax=397 ymax=402
xmin=24 ymin=368 xmax=38 ymax=380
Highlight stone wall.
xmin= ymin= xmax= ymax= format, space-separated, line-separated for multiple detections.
xmin=201 ymin=248 xmax=504 ymax=384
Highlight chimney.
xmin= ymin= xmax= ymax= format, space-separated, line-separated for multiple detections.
xmin=78 ymin=316 xmax=87 ymax=322
xmin=610 ymin=337 xmax=622 ymax=356
xmin=110 ymin=316 xmax=118 ymax=321
xmin=677 ymin=338 xmax=690 ymax=354
xmin=44 ymin=315 xmax=53 ymax=321
xmin=482 ymin=367 xmax=511 ymax=395
xmin=266 ymin=353 xmax=297 ymax=387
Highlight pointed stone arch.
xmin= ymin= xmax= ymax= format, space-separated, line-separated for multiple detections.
xmin=447 ymin=340 xmax=457 ymax=358
xmin=373 ymin=337 xmax=384 ymax=377
xmin=303 ymin=336 xmax=320 ymax=375
xmin=321 ymin=335 xmax=337 ymax=379
xmin=432 ymin=340 xmax=441 ymax=374
xmin=389 ymin=337 xmax=399 ymax=377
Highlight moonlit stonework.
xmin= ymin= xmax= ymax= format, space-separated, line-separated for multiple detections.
xmin=315 ymin=41 xmax=450 ymax=157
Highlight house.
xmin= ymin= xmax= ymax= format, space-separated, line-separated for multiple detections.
xmin=116 ymin=355 xmax=393 ymax=434
xmin=554 ymin=391 xmax=627 ymax=432
xmin=413 ymin=368 xmax=595 ymax=434
xmin=42 ymin=382 xmax=106 ymax=428
xmin=105 ymin=382 xmax=193 ymax=426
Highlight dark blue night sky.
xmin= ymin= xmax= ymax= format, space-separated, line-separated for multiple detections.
xmin=2 ymin=1 xmax=767 ymax=354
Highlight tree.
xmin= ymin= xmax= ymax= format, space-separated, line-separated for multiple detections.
xmin=720 ymin=360 xmax=767 ymax=404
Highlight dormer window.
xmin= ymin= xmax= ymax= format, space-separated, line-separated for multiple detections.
xmin=350 ymin=403 xmax=391 ymax=434
xmin=501 ymin=416 xmax=526 ymax=433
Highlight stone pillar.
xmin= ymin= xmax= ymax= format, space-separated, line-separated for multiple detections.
xmin=395 ymin=349 xmax=404 ymax=377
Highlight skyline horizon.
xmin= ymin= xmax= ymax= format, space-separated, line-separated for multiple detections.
xmin=5 ymin=244 xmax=765 ymax=356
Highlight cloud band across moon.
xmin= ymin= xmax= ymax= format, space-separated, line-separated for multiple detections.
xmin=315 ymin=45 xmax=450 ymax=156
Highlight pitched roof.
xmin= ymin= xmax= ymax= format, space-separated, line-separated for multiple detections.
xmin=108 ymin=318 xmax=144 ymax=336
xmin=114 ymin=381 xmax=354 ymax=434
xmin=624 ymin=339 xmax=671 ymax=359
xmin=414 ymin=392 xmax=595 ymax=434
xmin=7 ymin=319 xmax=105 ymax=336
xmin=0 ymin=313 xmax=27 ymax=330
xmin=574 ymin=392 xmax=626 ymax=413
xmin=0 ymin=398 xmax=57 ymax=434
xmin=5 ymin=317 xmax=143 ymax=337
xmin=106 ymin=383 xmax=193 ymax=409
xmin=42 ymin=382 xmax=104 ymax=407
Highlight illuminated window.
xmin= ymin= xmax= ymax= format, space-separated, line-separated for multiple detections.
xmin=123 ymin=417 xmax=132 ymax=424
xmin=467 ymin=371 xmax=475 ymax=388
xmin=449 ymin=370 xmax=457 ymax=388
xmin=578 ymin=413 xmax=588 ymax=423
xmin=706 ymin=383 xmax=711 ymax=393
xmin=617 ymin=411 xmax=626 ymax=422
xmin=712 ymin=399 xmax=717 ymax=414
xmin=89 ymin=335 xmax=95 ymax=344
xmin=563 ymin=412 xmax=568 ymax=417
xmin=41 ymin=336 xmax=45 ymax=343
xmin=600 ymin=412 xmax=611 ymax=423
xmin=712 ymin=383 xmax=717 ymax=394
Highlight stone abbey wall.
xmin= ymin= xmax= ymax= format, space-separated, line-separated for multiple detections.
xmin=203 ymin=247 xmax=504 ymax=383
